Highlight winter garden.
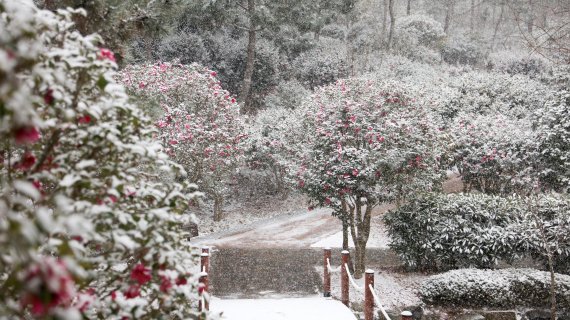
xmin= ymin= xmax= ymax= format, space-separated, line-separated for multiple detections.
xmin=1 ymin=0 xmax=570 ymax=319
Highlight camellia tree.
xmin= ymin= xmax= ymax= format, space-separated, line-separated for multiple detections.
xmin=297 ymin=78 xmax=445 ymax=278
xmin=119 ymin=63 xmax=247 ymax=222
xmin=0 ymin=1 xmax=211 ymax=319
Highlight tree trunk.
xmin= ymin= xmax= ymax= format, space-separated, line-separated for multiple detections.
xmin=406 ymin=0 xmax=412 ymax=15
xmin=348 ymin=197 xmax=373 ymax=279
xmin=470 ymin=0 xmax=475 ymax=33
xmin=527 ymin=0 xmax=534 ymax=33
xmin=381 ymin=0 xmax=388 ymax=45
xmin=239 ymin=0 xmax=257 ymax=114
xmin=387 ymin=0 xmax=395 ymax=50
xmin=213 ymin=195 xmax=224 ymax=222
xmin=491 ymin=2 xmax=505 ymax=50
xmin=444 ymin=0 xmax=456 ymax=34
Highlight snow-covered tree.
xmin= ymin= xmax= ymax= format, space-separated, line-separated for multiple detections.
xmin=297 ymin=78 xmax=444 ymax=278
xmin=0 ymin=2 xmax=208 ymax=318
xmin=120 ymin=63 xmax=247 ymax=222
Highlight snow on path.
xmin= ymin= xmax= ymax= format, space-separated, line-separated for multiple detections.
xmin=211 ymin=296 xmax=358 ymax=320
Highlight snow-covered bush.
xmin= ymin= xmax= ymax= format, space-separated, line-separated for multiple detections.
xmin=488 ymin=50 xmax=551 ymax=78
xmin=441 ymin=35 xmax=486 ymax=66
xmin=320 ymin=23 xmax=346 ymax=40
xmin=297 ymin=78 xmax=445 ymax=277
xmin=385 ymin=193 xmax=570 ymax=272
xmin=0 ymin=2 xmax=207 ymax=319
xmin=393 ymin=14 xmax=446 ymax=63
xmin=438 ymin=71 xmax=551 ymax=120
xmin=120 ymin=62 xmax=247 ymax=222
xmin=264 ymin=79 xmax=310 ymax=110
xmin=534 ymin=89 xmax=570 ymax=192
xmin=420 ymin=268 xmax=570 ymax=309
xmin=158 ymin=32 xmax=210 ymax=65
xmin=448 ymin=114 xmax=538 ymax=195
xmin=384 ymin=193 xmax=526 ymax=270
xmin=271 ymin=25 xmax=315 ymax=61
xmin=208 ymin=35 xmax=281 ymax=107
xmin=293 ymin=37 xmax=348 ymax=89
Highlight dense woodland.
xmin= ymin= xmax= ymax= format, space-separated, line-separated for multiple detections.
xmin=1 ymin=0 xmax=570 ymax=319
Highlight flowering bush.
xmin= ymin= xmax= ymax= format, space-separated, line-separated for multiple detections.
xmin=120 ymin=62 xmax=247 ymax=221
xmin=297 ymin=78 xmax=445 ymax=277
xmin=0 ymin=1 xmax=208 ymax=319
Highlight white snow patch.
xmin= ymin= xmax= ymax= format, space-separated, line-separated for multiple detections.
xmin=211 ymin=296 xmax=357 ymax=320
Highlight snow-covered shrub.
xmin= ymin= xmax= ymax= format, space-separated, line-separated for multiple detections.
xmin=271 ymin=25 xmax=315 ymax=61
xmin=293 ymin=37 xmax=348 ymax=89
xmin=158 ymin=32 xmax=210 ymax=65
xmin=393 ymin=14 xmax=446 ymax=63
xmin=120 ymin=62 xmax=247 ymax=222
xmin=320 ymin=23 xmax=346 ymax=40
xmin=448 ymin=114 xmax=538 ymax=195
xmin=264 ymin=79 xmax=310 ymax=110
xmin=207 ymin=34 xmax=281 ymax=106
xmin=488 ymin=50 xmax=551 ymax=78
xmin=420 ymin=268 xmax=570 ymax=309
xmin=0 ymin=2 xmax=207 ymax=319
xmin=534 ymin=89 xmax=570 ymax=192
xmin=384 ymin=193 xmax=526 ymax=270
xmin=441 ymin=35 xmax=486 ymax=66
xmin=438 ymin=71 xmax=551 ymax=120
xmin=385 ymin=193 xmax=570 ymax=273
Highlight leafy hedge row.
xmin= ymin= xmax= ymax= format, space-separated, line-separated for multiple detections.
xmin=420 ymin=268 xmax=570 ymax=309
xmin=383 ymin=193 xmax=570 ymax=272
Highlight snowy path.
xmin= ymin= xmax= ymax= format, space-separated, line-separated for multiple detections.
xmin=211 ymin=296 xmax=358 ymax=320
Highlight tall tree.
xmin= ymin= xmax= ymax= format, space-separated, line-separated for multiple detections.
xmin=387 ymin=0 xmax=395 ymax=49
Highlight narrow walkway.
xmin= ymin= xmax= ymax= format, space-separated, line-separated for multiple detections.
xmin=211 ymin=296 xmax=358 ymax=320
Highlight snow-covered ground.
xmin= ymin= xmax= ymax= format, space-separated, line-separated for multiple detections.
xmin=211 ymin=296 xmax=358 ymax=320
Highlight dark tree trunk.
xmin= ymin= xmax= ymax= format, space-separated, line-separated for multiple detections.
xmin=406 ymin=0 xmax=412 ymax=15
xmin=240 ymin=0 xmax=257 ymax=114
xmin=527 ymin=0 xmax=534 ymax=33
xmin=491 ymin=2 xmax=505 ymax=50
xmin=470 ymin=0 xmax=475 ymax=33
xmin=213 ymin=194 xmax=224 ymax=222
xmin=444 ymin=0 xmax=456 ymax=34
xmin=387 ymin=0 xmax=395 ymax=50
xmin=348 ymin=197 xmax=373 ymax=279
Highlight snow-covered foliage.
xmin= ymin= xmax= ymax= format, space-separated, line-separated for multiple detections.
xmin=0 ymin=1 xmax=208 ymax=319
xmin=159 ymin=32 xmax=210 ymax=66
xmin=394 ymin=14 xmax=446 ymax=63
xmin=264 ymin=79 xmax=310 ymax=110
xmin=384 ymin=193 xmax=570 ymax=272
xmin=293 ymin=37 xmax=348 ymax=89
xmin=448 ymin=114 xmax=537 ymax=195
xmin=488 ymin=50 xmax=552 ymax=78
xmin=119 ymin=62 xmax=247 ymax=221
xmin=421 ymin=268 xmax=570 ymax=309
xmin=441 ymin=35 xmax=486 ymax=66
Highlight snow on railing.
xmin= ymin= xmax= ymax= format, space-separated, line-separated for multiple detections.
xmin=345 ymin=263 xmax=364 ymax=293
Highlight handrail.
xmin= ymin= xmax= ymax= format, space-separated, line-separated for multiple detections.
xmin=344 ymin=263 xmax=363 ymax=293
xmin=368 ymin=284 xmax=392 ymax=320
xmin=326 ymin=258 xmax=342 ymax=273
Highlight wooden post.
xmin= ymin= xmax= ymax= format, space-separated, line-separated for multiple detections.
xmin=364 ymin=269 xmax=374 ymax=320
xmin=202 ymin=246 xmax=209 ymax=254
xmin=341 ymin=250 xmax=350 ymax=306
xmin=401 ymin=311 xmax=413 ymax=320
xmin=199 ymin=271 xmax=209 ymax=312
xmin=201 ymin=252 xmax=209 ymax=274
xmin=324 ymin=248 xmax=331 ymax=297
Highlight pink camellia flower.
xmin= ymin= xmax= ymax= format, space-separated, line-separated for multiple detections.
xmin=210 ymin=71 xmax=217 ymax=77
xmin=20 ymin=258 xmax=76 ymax=317
xmin=298 ymin=180 xmax=305 ymax=188
xmin=352 ymin=169 xmax=359 ymax=176
xmin=14 ymin=126 xmax=40 ymax=144
xmin=130 ymin=264 xmax=152 ymax=285
xmin=138 ymin=81 xmax=146 ymax=89
xmin=324 ymin=198 xmax=332 ymax=205
xmin=98 ymin=48 xmax=116 ymax=62
xmin=175 ymin=276 xmax=188 ymax=286
xmin=159 ymin=276 xmax=173 ymax=293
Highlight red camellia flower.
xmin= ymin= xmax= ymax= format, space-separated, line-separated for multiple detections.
xmin=43 ymin=89 xmax=54 ymax=105
xmin=159 ymin=276 xmax=173 ymax=293
xmin=14 ymin=126 xmax=40 ymax=144
xmin=130 ymin=264 xmax=152 ymax=285
xmin=210 ymin=71 xmax=217 ymax=77
xmin=98 ymin=48 xmax=116 ymax=62
xmin=15 ymin=152 xmax=36 ymax=171
xmin=175 ymin=277 xmax=188 ymax=286
xmin=124 ymin=285 xmax=140 ymax=299
xmin=78 ymin=115 xmax=91 ymax=124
